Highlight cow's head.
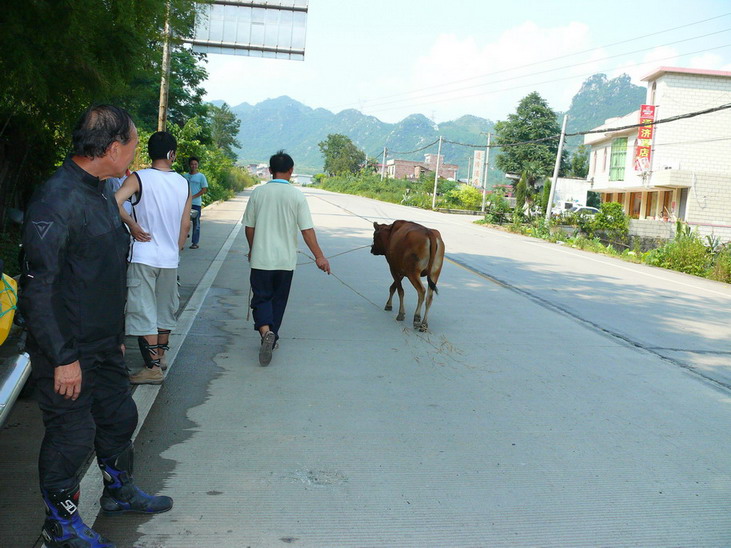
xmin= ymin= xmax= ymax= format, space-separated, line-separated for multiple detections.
xmin=371 ymin=222 xmax=392 ymax=256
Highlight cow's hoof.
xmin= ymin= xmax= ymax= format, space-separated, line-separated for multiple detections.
xmin=396 ymin=313 xmax=405 ymax=321
xmin=384 ymin=305 xmax=392 ymax=311
xmin=418 ymin=323 xmax=428 ymax=332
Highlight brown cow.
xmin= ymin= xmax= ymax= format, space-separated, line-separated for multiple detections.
xmin=371 ymin=220 xmax=445 ymax=331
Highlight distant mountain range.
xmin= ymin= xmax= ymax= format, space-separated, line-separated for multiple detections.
xmin=228 ymin=73 xmax=647 ymax=176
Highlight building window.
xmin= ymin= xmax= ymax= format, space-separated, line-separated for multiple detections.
xmin=609 ymin=137 xmax=628 ymax=181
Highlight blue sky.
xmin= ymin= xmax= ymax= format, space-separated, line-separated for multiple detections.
xmin=202 ymin=0 xmax=731 ymax=124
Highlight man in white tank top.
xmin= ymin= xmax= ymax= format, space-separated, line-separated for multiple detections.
xmin=115 ymin=131 xmax=192 ymax=385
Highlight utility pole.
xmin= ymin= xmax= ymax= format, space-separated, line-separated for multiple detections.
xmin=380 ymin=147 xmax=387 ymax=181
xmin=466 ymin=156 xmax=472 ymax=185
xmin=431 ymin=136 xmax=443 ymax=209
xmin=545 ymin=115 xmax=568 ymax=223
xmin=481 ymin=132 xmax=491 ymax=213
xmin=157 ymin=0 xmax=172 ymax=132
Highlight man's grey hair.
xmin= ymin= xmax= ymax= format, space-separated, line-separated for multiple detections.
xmin=71 ymin=105 xmax=134 ymax=159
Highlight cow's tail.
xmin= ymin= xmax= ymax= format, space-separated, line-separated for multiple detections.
xmin=426 ymin=230 xmax=439 ymax=295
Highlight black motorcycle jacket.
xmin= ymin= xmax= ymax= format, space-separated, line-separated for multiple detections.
xmin=20 ymin=158 xmax=130 ymax=369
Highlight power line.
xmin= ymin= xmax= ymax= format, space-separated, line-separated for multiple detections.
xmin=427 ymin=101 xmax=731 ymax=150
xmin=359 ymin=28 xmax=731 ymax=112
xmin=332 ymin=13 xmax=731 ymax=112
xmin=569 ymin=101 xmax=731 ymax=136
xmin=366 ymin=42 xmax=731 ymax=116
xmin=388 ymin=139 xmax=440 ymax=155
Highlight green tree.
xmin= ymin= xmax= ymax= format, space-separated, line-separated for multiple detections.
xmin=208 ymin=103 xmax=241 ymax=161
xmin=494 ymin=92 xmax=567 ymax=186
xmin=537 ymin=179 xmax=551 ymax=216
xmin=318 ymin=134 xmax=366 ymax=176
xmin=587 ymin=191 xmax=601 ymax=208
xmin=0 ymin=0 xmax=200 ymax=225
xmin=120 ymin=46 xmax=209 ymax=134
xmin=514 ymin=172 xmax=528 ymax=220
xmin=566 ymin=145 xmax=589 ymax=178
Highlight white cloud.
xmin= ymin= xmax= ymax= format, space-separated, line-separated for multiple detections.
xmin=364 ymin=21 xmax=595 ymax=122
xmin=689 ymin=52 xmax=731 ymax=71
xmin=611 ymin=46 xmax=680 ymax=84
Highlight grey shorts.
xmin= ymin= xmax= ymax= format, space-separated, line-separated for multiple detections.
xmin=125 ymin=262 xmax=179 ymax=336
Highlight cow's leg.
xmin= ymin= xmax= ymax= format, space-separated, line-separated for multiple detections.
xmin=385 ymin=279 xmax=398 ymax=311
xmin=420 ymin=237 xmax=444 ymax=331
xmin=395 ymin=278 xmax=406 ymax=321
xmin=421 ymin=286 xmax=435 ymax=332
xmin=387 ymin=274 xmax=406 ymax=321
xmin=406 ymin=272 xmax=426 ymax=329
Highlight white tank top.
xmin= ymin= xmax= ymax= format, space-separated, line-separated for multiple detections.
xmin=129 ymin=168 xmax=189 ymax=268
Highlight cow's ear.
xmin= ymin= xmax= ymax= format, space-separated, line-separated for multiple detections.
xmin=373 ymin=221 xmax=379 ymax=229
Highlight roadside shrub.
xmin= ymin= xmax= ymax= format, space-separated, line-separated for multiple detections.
xmin=223 ymin=167 xmax=257 ymax=192
xmin=481 ymin=191 xmax=511 ymax=225
xmin=708 ymin=245 xmax=731 ymax=283
xmin=529 ymin=218 xmax=551 ymax=239
xmin=403 ymin=191 xmax=434 ymax=209
xmin=645 ymin=229 xmax=710 ymax=276
xmin=446 ymin=184 xmax=482 ymax=210
xmin=569 ymin=236 xmax=606 ymax=253
xmin=591 ymin=202 xmax=629 ymax=244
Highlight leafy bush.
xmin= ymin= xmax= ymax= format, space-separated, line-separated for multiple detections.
xmin=528 ymin=218 xmax=551 ymax=239
xmin=645 ymin=229 xmax=710 ymax=277
xmin=708 ymin=244 xmax=731 ymax=283
xmin=591 ymin=202 xmax=629 ymax=244
xmin=317 ymin=173 xmax=480 ymax=211
xmin=481 ymin=190 xmax=512 ymax=225
xmin=446 ymin=184 xmax=482 ymax=210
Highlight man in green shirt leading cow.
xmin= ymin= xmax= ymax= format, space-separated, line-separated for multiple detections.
xmin=243 ymin=150 xmax=330 ymax=366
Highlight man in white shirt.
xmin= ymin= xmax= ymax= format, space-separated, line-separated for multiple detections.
xmin=243 ymin=150 xmax=330 ymax=366
xmin=115 ymin=131 xmax=192 ymax=384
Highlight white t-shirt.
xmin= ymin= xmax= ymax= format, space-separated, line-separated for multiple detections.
xmin=243 ymin=180 xmax=314 ymax=271
xmin=129 ymin=168 xmax=189 ymax=269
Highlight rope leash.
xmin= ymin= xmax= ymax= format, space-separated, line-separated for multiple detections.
xmin=296 ymin=243 xmax=371 ymax=266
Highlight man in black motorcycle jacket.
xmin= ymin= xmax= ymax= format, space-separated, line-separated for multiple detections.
xmin=21 ymin=105 xmax=173 ymax=548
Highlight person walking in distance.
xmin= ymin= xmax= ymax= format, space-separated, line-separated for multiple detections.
xmin=20 ymin=105 xmax=173 ymax=548
xmin=115 ymin=131 xmax=192 ymax=385
xmin=243 ymin=150 xmax=331 ymax=366
xmin=184 ymin=156 xmax=207 ymax=249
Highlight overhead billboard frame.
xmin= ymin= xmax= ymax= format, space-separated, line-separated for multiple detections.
xmin=158 ymin=1 xmax=309 ymax=130
xmin=185 ymin=1 xmax=309 ymax=60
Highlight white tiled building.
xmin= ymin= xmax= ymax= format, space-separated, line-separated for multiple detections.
xmin=585 ymin=67 xmax=731 ymax=242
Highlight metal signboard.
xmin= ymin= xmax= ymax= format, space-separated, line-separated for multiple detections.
xmin=189 ymin=1 xmax=308 ymax=60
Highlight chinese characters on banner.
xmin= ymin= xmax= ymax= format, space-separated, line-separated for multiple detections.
xmin=634 ymin=104 xmax=656 ymax=171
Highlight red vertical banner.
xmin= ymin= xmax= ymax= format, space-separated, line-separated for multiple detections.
xmin=634 ymin=104 xmax=656 ymax=171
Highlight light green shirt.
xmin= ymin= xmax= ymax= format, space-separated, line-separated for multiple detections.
xmin=243 ymin=180 xmax=314 ymax=270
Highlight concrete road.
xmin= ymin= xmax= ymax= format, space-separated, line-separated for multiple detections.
xmin=3 ymin=187 xmax=730 ymax=547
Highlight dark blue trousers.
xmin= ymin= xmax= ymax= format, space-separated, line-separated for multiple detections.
xmin=249 ymin=269 xmax=294 ymax=339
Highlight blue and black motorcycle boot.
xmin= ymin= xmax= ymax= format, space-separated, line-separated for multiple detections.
xmin=41 ymin=486 xmax=115 ymax=548
xmin=97 ymin=444 xmax=173 ymax=515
